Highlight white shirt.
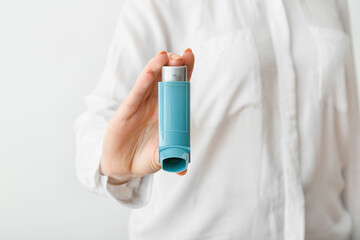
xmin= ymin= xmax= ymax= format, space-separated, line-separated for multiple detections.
xmin=74 ymin=0 xmax=360 ymax=239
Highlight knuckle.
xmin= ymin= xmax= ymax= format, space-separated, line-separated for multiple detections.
xmin=149 ymin=147 xmax=160 ymax=172
xmin=123 ymin=98 xmax=137 ymax=111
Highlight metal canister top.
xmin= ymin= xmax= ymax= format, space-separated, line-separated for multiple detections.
xmin=162 ymin=66 xmax=187 ymax=82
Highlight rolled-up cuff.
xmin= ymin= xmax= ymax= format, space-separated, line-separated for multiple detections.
xmin=75 ymin=132 xmax=153 ymax=208
xmin=99 ymin=171 xmax=154 ymax=209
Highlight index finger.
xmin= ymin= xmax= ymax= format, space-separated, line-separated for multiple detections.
xmin=118 ymin=51 xmax=169 ymax=119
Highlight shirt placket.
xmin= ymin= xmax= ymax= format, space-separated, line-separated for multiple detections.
xmin=265 ymin=0 xmax=305 ymax=239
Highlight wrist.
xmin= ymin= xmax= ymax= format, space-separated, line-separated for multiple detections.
xmin=99 ymin=158 xmax=134 ymax=185
xmin=107 ymin=175 xmax=132 ymax=185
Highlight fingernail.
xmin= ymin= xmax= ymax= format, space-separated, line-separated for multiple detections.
xmin=170 ymin=54 xmax=182 ymax=60
xmin=184 ymin=48 xmax=192 ymax=53
xmin=157 ymin=50 xmax=167 ymax=55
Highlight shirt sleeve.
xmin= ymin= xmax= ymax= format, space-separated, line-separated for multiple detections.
xmin=337 ymin=1 xmax=360 ymax=239
xmin=73 ymin=0 xmax=170 ymax=208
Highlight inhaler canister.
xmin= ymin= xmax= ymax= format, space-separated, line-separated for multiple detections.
xmin=158 ymin=66 xmax=190 ymax=172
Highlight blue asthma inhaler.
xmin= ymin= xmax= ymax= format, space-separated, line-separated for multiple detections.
xmin=158 ymin=66 xmax=190 ymax=172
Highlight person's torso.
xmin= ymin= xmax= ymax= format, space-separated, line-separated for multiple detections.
xmin=127 ymin=0 xmax=353 ymax=239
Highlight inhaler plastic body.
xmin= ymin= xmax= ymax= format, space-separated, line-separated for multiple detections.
xmin=158 ymin=66 xmax=190 ymax=172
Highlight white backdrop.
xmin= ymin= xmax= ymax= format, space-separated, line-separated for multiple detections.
xmin=0 ymin=1 xmax=359 ymax=240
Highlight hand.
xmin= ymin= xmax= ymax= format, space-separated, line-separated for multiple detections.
xmin=100 ymin=49 xmax=195 ymax=184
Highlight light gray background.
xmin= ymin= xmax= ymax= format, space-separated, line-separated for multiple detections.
xmin=0 ymin=1 xmax=359 ymax=240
